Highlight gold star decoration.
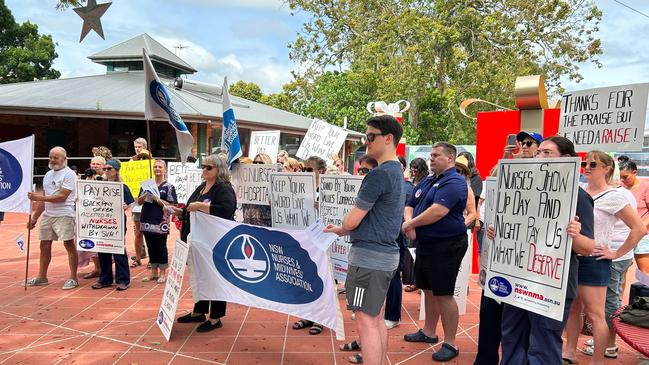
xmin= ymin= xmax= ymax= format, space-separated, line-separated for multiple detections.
xmin=73 ymin=0 xmax=112 ymax=42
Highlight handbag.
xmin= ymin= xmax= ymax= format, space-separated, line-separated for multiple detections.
xmin=618 ymin=296 xmax=649 ymax=329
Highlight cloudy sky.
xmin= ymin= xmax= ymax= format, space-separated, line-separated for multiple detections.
xmin=5 ymin=0 xmax=649 ymax=95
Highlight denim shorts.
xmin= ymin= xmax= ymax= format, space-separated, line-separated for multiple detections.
xmin=635 ymin=236 xmax=649 ymax=255
xmin=577 ymin=256 xmax=611 ymax=286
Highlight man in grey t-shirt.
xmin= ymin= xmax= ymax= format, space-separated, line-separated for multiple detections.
xmin=325 ymin=115 xmax=405 ymax=365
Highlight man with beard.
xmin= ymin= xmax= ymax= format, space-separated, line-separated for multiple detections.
xmin=26 ymin=147 xmax=79 ymax=290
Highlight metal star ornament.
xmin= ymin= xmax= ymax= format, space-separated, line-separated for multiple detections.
xmin=73 ymin=0 xmax=112 ymax=42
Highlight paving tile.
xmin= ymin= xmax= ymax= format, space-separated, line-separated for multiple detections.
xmin=230 ymin=336 xmax=285 ymax=353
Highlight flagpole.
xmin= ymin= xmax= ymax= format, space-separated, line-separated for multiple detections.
xmin=146 ymin=120 xmax=152 ymax=154
xmin=24 ymin=135 xmax=35 ymax=291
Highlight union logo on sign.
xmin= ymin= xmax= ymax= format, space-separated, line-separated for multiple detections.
xmin=224 ymin=234 xmax=270 ymax=283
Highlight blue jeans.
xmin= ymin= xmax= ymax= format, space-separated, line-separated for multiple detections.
xmin=473 ymin=291 xmax=503 ymax=365
xmin=500 ymin=299 xmax=573 ymax=365
xmin=98 ymin=252 xmax=130 ymax=286
xmin=605 ymin=259 xmax=633 ymax=327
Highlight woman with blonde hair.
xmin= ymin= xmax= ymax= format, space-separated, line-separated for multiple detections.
xmin=283 ymin=157 xmax=301 ymax=172
xmin=563 ymin=151 xmax=646 ymax=364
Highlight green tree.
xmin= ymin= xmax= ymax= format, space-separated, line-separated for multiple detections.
xmin=0 ymin=1 xmax=61 ymax=84
xmin=229 ymin=80 xmax=263 ymax=102
xmin=55 ymin=0 xmax=84 ymax=10
xmin=286 ymin=0 xmax=602 ymax=144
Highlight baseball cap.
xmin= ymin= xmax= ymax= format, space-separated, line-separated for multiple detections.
xmin=516 ymin=131 xmax=543 ymax=145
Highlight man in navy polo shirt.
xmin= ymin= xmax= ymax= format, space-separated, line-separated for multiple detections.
xmin=402 ymin=142 xmax=468 ymax=362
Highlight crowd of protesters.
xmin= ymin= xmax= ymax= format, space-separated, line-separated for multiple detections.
xmin=15 ymin=117 xmax=649 ymax=365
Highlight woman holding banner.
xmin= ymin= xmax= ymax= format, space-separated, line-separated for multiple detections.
xmin=174 ymin=154 xmax=236 ymax=332
xmin=138 ymin=160 xmax=177 ymax=284
xmin=91 ymin=159 xmax=134 ymax=291
xmin=563 ymin=151 xmax=646 ymax=364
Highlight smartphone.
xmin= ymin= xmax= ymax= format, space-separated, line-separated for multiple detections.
xmin=506 ymin=134 xmax=517 ymax=147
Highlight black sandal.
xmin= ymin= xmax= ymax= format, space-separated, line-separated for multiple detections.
xmin=339 ymin=340 xmax=361 ymax=351
xmin=309 ymin=323 xmax=323 ymax=335
xmin=292 ymin=319 xmax=313 ymax=330
xmin=347 ymin=354 xmax=363 ymax=364
xmin=130 ymin=260 xmax=141 ymax=268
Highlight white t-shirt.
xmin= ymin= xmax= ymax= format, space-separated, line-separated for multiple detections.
xmin=611 ymin=186 xmax=637 ymax=261
xmin=43 ymin=166 xmax=76 ymax=217
xmin=591 ymin=188 xmax=629 ymax=250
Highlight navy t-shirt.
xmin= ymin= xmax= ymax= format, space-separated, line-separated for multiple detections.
xmin=140 ymin=181 xmax=177 ymax=235
xmin=566 ymin=187 xmax=594 ymax=301
xmin=407 ymin=167 xmax=468 ymax=240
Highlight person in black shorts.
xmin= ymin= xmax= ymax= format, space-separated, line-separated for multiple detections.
xmin=401 ymin=142 xmax=468 ymax=362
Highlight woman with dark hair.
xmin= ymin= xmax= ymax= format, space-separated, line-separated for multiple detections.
xmin=458 ymin=151 xmax=481 ymax=208
xmin=408 ymin=158 xmax=429 ymax=185
xmin=175 ymin=154 xmax=237 ymax=332
xmin=619 ymin=157 xmax=649 ymax=274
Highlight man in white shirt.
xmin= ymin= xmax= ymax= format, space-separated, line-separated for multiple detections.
xmin=26 ymin=147 xmax=79 ymax=290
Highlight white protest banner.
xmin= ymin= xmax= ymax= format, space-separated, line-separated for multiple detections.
xmin=167 ymin=162 xmax=203 ymax=204
xmin=189 ymin=212 xmax=343 ymax=338
xmin=559 ymin=83 xmax=649 ymax=152
xmin=75 ymin=180 xmax=125 ymax=254
xmin=231 ymin=163 xmax=279 ymax=206
xmin=157 ymin=239 xmax=189 ymax=341
xmin=248 ymin=130 xmax=281 ymax=162
xmin=270 ymin=172 xmax=317 ymax=229
xmin=479 ymin=177 xmax=497 ymax=289
xmin=454 ymin=231 xmax=472 ymax=315
xmin=484 ymin=157 xmax=580 ymax=321
xmin=0 ymin=135 xmax=34 ymax=213
xmin=319 ymin=175 xmax=364 ymax=282
xmin=296 ymin=119 xmax=348 ymax=163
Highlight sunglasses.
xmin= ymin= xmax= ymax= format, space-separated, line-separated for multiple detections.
xmin=201 ymin=165 xmax=214 ymax=170
xmin=253 ymin=161 xmax=264 ymax=164
xmin=580 ymin=161 xmax=599 ymax=169
xmin=102 ymin=167 xmax=113 ymax=171
xmin=365 ymin=132 xmax=389 ymax=142
xmin=358 ymin=167 xmax=370 ymax=174
xmin=521 ymin=141 xmax=536 ymax=148
xmin=304 ymin=167 xmax=314 ymax=172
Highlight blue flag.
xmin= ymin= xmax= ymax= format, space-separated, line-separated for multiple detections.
xmin=221 ymin=77 xmax=243 ymax=168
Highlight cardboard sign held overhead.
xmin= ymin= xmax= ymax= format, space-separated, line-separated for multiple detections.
xmin=249 ymin=130 xmax=281 ymax=162
xmin=296 ymin=119 xmax=347 ymax=163
xmin=559 ymin=83 xmax=649 ymax=152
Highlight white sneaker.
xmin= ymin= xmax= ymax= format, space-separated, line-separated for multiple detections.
xmin=351 ymin=313 xmax=356 ymax=320
xmin=385 ymin=320 xmax=399 ymax=329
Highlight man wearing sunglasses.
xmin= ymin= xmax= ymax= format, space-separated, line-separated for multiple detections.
xmin=325 ymin=115 xmax=405 ymax=365
xmin=504 ymin=131 xmax=543 ymax=159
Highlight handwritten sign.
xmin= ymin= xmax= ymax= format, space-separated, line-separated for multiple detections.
xmin=319 ymin=175 xmax=364 ymax=282
xmin=559 ymin=83 xmax=649 ymax=152
xmin=231 ymin=163 xmax=279 ymax=206
xmin=168 ymin=162 xmax=203 ymax=204
xmin=157 ymin=239 xmax=189 ymax=341
xmin=120 ymin=160 xmax=153 ymax=201
xmin=479 ymin=177 xmax=497 ymax=288
xmin=484 ymin=157 xmax=580 ymax=321
xmin=270 ymin=172 xmax=317 ymax=229
xmin=296 ymin=119 xmax=348 ymax=163
xmin=75 ymin=180 xmax=125 ymax=254
xmin=248 ymin=130 xmax=281 ymax=162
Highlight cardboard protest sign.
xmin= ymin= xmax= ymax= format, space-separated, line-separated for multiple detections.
xmin=168 ymin=162 xmax=203 ymax=204
xmin=248 ymin=130 xmax=281 ymax=162
xmin=270 ymin=172 xmax=317 ymax=229
xmin=559 ymin=83 xmax=649 ymax=152
xmin=296 ymin=119 xmax=348 ymax=163
xmin=319 ymin=175 xmax=364 ymax=282
xmin=484 ymin=157 xmax=580 ymax=321
xmin=231 ymin=163 xmax=280 ymax=206
xmin=157 ymin=239 xmax=189 ymax=341
xmin=479 ymin=177 xmax=497 ymax=288
xmin=75 ymin=180 xmax=125 ymax=254
xmin=120 ymin=160 xmax=153 ymax=200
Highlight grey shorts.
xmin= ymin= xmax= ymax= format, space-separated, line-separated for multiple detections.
xmin=40 ymin=216 xmax=75 ymax=241
xmin=345 ymin=265 xmax=395 ymax=317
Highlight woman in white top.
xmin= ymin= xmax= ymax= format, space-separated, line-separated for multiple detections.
xmin=563 ymin=151 xmax=646 ymax=364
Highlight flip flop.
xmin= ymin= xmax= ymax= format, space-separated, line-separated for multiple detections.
xmin=347 ymin=354 xmax=362 ymax=364
xmin=339 ymin=340 xmax=361 ymax=351
xmin=130 ymin=260 xmax=141 ymax=268
xmin=292 ymin=319 xmax=313 ymax=330
xmin=562 ymin=357 xmax=579 ymax=364
xmin=83 ymin=272 xmax=100 ymax=279
xmin=309 ymin=323 xmax=323 ymax=335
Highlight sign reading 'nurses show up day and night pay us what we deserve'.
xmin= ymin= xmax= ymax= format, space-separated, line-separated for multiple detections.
xmin=559 ymin=83 xmax=649 ymax=152
xmin=484 ymin=158 xmax=580 ymax=321
xmin=75 ymin=180 xmax=125 ymax=254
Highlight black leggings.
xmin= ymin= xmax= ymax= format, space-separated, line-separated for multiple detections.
xmin=194 ymin=300 xmax=227 ymax=319
xmin=143 ymin=232 xmax=169 ymax=268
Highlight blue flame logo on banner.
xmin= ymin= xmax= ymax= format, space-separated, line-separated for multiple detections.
xmin=189 ymin=212 xmax=342 ymax=336
xmin=0 ymin=148 xmax=23 ymax=200
xmin=0 ymin=135 xmax=34 ymax=213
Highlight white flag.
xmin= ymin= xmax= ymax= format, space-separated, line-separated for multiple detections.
xmin=143 ymin=49 xmax=194 ymax=163
xmin=189 ymin=212 xmax=343 ymax=336
xmin=0 ymin=135 xmax=34 ymax=213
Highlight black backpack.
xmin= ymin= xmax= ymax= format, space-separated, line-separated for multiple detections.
xmin=618 ymin=296 xmax=649 ymax=329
